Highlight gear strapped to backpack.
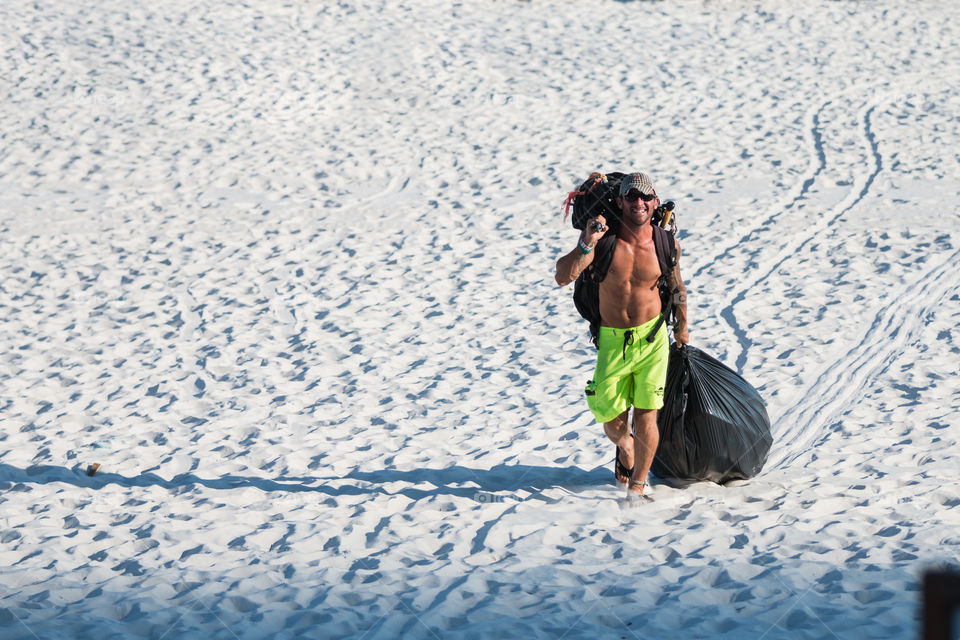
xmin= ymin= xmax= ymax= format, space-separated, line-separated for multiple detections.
xmin=564 ymin=172 xmax=678 ymax=348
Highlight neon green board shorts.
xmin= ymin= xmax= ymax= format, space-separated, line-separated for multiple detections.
xmin=585 ymin=315 xmax=669 ymax=423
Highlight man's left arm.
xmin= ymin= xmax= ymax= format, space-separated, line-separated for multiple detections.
xmin=669 ymin=239 xmax=689 ymax=346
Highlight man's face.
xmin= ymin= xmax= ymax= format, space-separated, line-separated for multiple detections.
xmin=618 ymin=189 xmax=659 ymax=226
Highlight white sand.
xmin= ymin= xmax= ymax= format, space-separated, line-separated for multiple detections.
xmin=2 ymin=0 xmax=959 ymax=638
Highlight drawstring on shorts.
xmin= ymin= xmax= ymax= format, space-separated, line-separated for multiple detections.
xmin=621 ymin=329 xmax=634 ymax=361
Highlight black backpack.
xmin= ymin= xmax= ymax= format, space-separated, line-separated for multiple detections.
xmin=566 ymin=172 xmax=678 ymax=348
xmin=564 ymin=172 xmax=626 ymax=235
xmin=564 ymin=171 xmax=677 ymax=233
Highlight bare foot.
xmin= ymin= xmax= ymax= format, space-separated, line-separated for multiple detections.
xmin=619 ymin=485 xmax=655 ymax=508
xmin=627 ymin=479 xmax=653 ymax=502
xmin=623 ymin=492 xmax=655 ymax=507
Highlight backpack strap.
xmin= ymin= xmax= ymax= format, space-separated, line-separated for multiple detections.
xmin=585 ymin=234 xmax=618 ymax=347
xmin=645 ymin=226 xmax=676 ymax=343
xmin=592 ymin=234 xmax=618 ymax=280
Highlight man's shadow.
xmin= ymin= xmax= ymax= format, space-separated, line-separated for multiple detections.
xmin=0 ymin=462 xmax=610 ymax=502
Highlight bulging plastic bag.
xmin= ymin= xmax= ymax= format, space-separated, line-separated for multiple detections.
xmin=652 ymin=345 xmax=773 ymax=483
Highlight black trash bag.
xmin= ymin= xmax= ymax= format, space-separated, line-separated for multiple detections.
xmin=652 ymin=345 xmax=773 ymax=483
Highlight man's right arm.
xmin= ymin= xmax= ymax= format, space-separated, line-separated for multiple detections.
xmin=555 ymin=217 xmax=608 ymax=286
xmin=555 ymin=243 xmax=596 ymax=286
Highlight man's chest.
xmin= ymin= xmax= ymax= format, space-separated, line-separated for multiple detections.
xmin=606 ymin=239 xmax=661 ymax=285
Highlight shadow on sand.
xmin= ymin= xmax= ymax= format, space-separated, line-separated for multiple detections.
xmin=0 ymin=462 xmax=611 ymax=502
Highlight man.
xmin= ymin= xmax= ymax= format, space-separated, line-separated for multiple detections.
xmin=555 ymin=172 xmax=689 ymax=501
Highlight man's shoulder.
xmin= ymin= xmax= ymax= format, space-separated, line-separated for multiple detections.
xmin=596 ymin=233 xmax=618 ymax=255
xmin=650 ymin=224 xmax=676 ymax=246
xmin=650 ymin=224 xmax=672 ymax=240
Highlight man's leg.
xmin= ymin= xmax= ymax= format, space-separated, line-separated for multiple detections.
xmin=629 ymin=408 xmax=659 ymax=495
xmin=603 ymin=410 xmax=633 ymax=482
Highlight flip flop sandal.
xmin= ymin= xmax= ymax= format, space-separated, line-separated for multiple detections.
xmin=614 ymin=446 xmax=634 ymax=484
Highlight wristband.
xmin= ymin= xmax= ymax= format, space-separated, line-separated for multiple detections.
xmin=578 ymin=239 xmax=594 ymax=254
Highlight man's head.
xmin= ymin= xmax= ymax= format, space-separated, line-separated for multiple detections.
xmin=619 ymin=172 xmax=656 ymax=201
xmin=616 ymin=172 xmax=659 ymax=227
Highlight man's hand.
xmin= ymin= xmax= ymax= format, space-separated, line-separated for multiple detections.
xmin=582 ymin=215 xmax=608 ymax=248
xmin=673 ymin=326 xmax=689 ymax=348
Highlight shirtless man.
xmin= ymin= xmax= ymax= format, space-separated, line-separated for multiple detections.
xmin=555 ymin=172 xmax=689 ymax=500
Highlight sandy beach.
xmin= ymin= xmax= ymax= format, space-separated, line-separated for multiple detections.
xmin=1 ymin=1 xmax=959 ymax=638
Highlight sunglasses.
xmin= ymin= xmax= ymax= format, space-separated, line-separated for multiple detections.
xmin=623 ymin=191 xmax=657 ymax=203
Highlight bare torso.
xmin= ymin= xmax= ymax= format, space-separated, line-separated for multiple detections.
xmin=598 ymin=226 xmax=662 ymax=329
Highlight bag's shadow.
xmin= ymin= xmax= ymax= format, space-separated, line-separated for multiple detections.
xmin=0 ymin=462 xmax=610 ymax=502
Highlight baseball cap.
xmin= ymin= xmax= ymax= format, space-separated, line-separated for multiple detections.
xmin=619 ymin=172 xmax=656 ymax=196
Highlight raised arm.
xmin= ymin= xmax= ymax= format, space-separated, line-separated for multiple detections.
xmin=555 ymin=216 xmax=608 ymax=286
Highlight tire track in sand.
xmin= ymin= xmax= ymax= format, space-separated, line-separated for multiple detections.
xmin=691 ymin=98 xmax=830 ymax=285
xmin=769 ymin=245 xmax=960 ymax=469
xmin=695 ymin=92 xmax=885 ymax=477
xmin=716 ymin=97 xmax=884 ymax=374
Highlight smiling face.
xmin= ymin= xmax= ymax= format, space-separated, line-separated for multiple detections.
xmin=617 ymin=188 xmax=660 ymax=228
